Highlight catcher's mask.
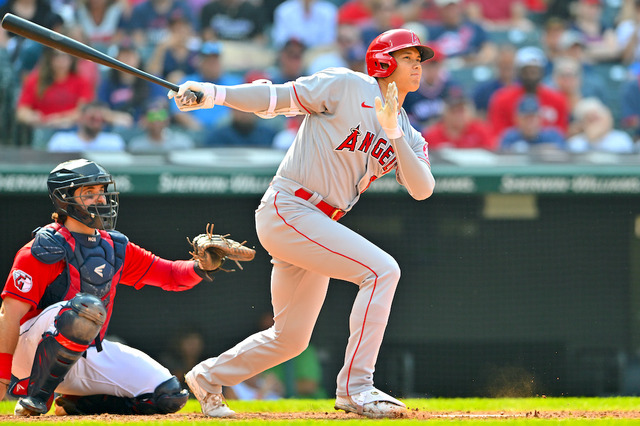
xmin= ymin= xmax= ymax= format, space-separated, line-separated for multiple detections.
xmin=47 ymin=159 xmax=119 ymax=230
xmin=366 ymin=28 xmax=434 ymax=78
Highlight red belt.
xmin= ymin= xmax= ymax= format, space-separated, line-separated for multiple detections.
xmin=294 ymin=188 xmax=346 ymax=221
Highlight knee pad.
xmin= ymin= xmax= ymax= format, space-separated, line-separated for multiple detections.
xmin=56 ymin=293 xmax=106 ymax=345
xmin=153 ymin=376 xmax=189 ymax=414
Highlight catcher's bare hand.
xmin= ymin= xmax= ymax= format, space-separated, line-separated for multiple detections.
xmin=189 ymin=223 xmax=256 ymax=280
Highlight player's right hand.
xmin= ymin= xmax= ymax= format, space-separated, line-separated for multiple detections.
xmin=168 ymin=81 xmax=216 ymax=111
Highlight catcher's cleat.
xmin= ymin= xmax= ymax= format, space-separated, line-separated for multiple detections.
xmin=185 ymin=370 xmax=235 ymax=418
xmin=334 ymin=388 xmax=407 ymax=418
xmin=14 ymin=398 xmax=45 ymax=417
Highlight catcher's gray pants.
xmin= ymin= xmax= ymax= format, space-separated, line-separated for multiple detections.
xmin=189 ymin=184 xmax=400 ymax=397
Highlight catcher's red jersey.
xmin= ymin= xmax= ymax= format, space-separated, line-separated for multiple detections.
xmin=3 ymin=235 xmax=201 ymax=326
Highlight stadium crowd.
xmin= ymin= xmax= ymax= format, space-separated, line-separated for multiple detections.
xmin=0 ymin=0 xmax=639 ymax=155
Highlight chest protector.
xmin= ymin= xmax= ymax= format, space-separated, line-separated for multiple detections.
xmin=30 ymin=223 xmax=128 ymax=337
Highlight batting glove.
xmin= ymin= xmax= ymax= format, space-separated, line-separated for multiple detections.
xmin=168 ymin=81 xmax=216 ymax=111
xmin=375 ymin=82 xmax=404 ymax=140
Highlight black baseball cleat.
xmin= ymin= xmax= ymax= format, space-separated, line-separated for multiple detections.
xmin=15 ymin=396 xmax=48 ymax=416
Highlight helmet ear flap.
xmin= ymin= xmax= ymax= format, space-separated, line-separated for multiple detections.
xmin=365 ymin=28 xmax=433 ymax=77
xmin=367 ymin=51 xmax=397 ymax=78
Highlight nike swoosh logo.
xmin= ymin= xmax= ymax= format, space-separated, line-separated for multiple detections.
xmin=361 ymin=101 xmax=373 ymax=108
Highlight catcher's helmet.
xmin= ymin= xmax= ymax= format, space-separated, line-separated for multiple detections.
xmin=47 ymin=159 xmax=119 ymax=230
xmin=366 ymin=29 xmax=434 ymax=78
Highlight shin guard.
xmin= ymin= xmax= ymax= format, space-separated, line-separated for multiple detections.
xmin=19 ymin=294 xmax=105 ymax=415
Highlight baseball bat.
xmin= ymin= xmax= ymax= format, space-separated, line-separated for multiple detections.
xmin=1 ymin=13 xmax=202 ymax=101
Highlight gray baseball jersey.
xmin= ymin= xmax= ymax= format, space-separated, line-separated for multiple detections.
xmin=278 ymin=67 xmax=430 ymax=211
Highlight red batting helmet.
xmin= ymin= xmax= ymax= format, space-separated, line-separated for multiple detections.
xmin=366 ymin=29 xmax=434 ymax=78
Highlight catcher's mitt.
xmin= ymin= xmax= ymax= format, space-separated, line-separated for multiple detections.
xmin=189 ymin=223 xmax=256 ymax=280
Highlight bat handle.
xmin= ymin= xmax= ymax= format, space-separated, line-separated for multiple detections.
xmin=177 ymin=90 xmax=204 ymax=104
xmin=169 ymin=83 xmax=204 ymax=104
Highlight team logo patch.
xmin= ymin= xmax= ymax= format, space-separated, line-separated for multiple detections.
xmin=12 ymin=270 xmax=33 ymax=292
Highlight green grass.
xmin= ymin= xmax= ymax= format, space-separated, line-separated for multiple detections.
xmin=1 ymin=397 xmax=639 ymax=425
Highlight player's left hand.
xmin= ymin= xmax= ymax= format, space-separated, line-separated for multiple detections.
xmin=168 ymin=81 xmax=216 ymax=111
xmin=188 ymin=223 xmax=256 ymax=280
xmin=375 ymin=82 xmax=403 ymax=139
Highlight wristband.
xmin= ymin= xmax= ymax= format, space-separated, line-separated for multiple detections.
xmin=214 ymin=85 xmax=226 ymax=105
xmin=0 ymin=353 xmax=13 ymax=381
xmin=383 ymin=126 xmax=404 ymax=140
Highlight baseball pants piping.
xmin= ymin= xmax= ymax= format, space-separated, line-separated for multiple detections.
xmin=189 ymin=186 xmax=400 ymax=397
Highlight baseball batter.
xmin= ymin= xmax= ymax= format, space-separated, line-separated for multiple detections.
xmin=0 ymin=159 xmax=254 ymax=417
xmin=169 ymin=29 xmax=436 ymax=418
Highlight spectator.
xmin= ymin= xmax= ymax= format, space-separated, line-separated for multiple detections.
xmin=119 ymin=0 xmax=194 ymax=53
xmin=338 ymin=0 xmax=403 ymax=29
xmin=271 ymin=0 xmax=338 ymax=49
xmin=170 ymin=41 xmax=243 ymax=142
xmin=422 ymin=88 xmax=494 ymax=150
xmin=620 ymin=73 xmax=640 ymax=136
xmin=567 ymin=97 xmax=635 ymax=153
xmin=199 ymin=0 xmax=267 ymax=43
xmin=306 ymin=24 xmax=367 ymax=74
xmin=548 ymin=57 xmax=585 ymax=136
xmin=403 ymin=47 xmax=464 ymax=129
xmin=427 ymin=0 xmax=496 ymax=65
xmin=204 ymin=107 xmax=277 ymax=147
xmin=272 ymin=115 xmax=304 ymax=151
xmin=98 ymin=40 xmax=164 ymax=126
xmin=225 ymin=372 xmax=284 ymax=401
xmin=128 ymin=99 xmax=195 ymax=152
xmin=144 ymin=8 xmax=199 ymax=83
xmin=74 ymin=0 xmax=125 ymax=51
xmin=554 ymin=30 xmax=609 ymax=102
xmin=16 ymin=47 xmax=94 ymax=148
xmin=0 ymin=31 xmax=17 ymax=145
xmin=616 ymin=0 xmax=640 ymax=76
xmin=541 ymin=16 xmax=569 ymax=74
xmin=46 ymin=101 xmax=126 ymax=152
xmin=543 ymin=0 xmax=575 ymax=22
xmin=499 ymin=95 xmax=567 ymax=153
xmin=267 ymin=39 xmax=307 ymax=84
xmin=0 ymin=0 xmax=61 ymax=48
xmin=569 ymin=0 xmax=621 ymax=63
xmin=464 ymin=0 xmax=535 ymax=31
xmin=159 ymin=328 xmax=206 ymax=389
xmin=472 ymin=44 xmax=516 ymax=116
xmin=488 ymin=46 xmax=570 ymax=141
xmin=547 ymin=56 xmax=607 ymax=136
xmin=360 ymin=0 xmax=406 ymax=47
xmin=0 ymin=0 xmax=63 ymax=79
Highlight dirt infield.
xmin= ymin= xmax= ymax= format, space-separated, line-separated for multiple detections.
xmin=2 ymin=409 xmax=640 ymax=421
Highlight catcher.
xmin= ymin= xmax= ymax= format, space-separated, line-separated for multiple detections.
xmin=0 ymin=158 xmax=254 ymax=417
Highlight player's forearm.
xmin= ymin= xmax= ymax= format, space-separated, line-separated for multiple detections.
xmin=129 ymin=257 xmax=202 ymax=291
xmin=220 ymin=84 xmax=293 ymax=113
xmin=391 ymin=137 xmax=435 ymax=200
xmin=0 ymin=306 xmax=20 ymax=355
